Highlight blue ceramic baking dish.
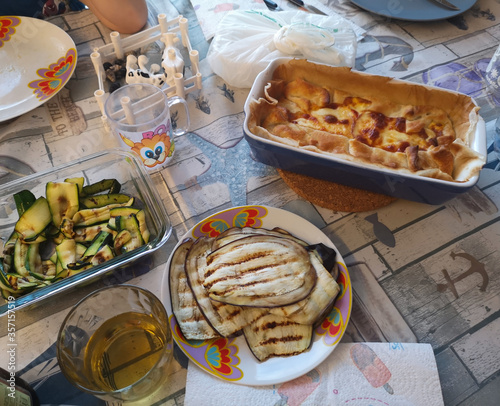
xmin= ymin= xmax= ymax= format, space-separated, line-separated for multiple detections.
xmin=243 ymin=58 xmax=487 ymax=205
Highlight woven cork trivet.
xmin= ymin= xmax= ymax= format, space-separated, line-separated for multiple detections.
xmin=278 ymin=169 xmax=397 ymax=212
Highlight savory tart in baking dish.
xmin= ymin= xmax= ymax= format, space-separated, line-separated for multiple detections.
xmin=247 ymin=59 xmax=485 ymax=183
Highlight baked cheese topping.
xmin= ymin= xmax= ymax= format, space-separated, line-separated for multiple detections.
xmin=279 ymin=78 xmax=453 ymax=152
xmin=254 ymin=75 xmax=483 ymax=182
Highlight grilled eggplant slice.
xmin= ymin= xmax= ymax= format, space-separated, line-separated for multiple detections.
xmin=168 ymin=225 xmax=342 ymax=362
xmin=212 ymin=226 xmax=308 ymax=251
xmin=170 ymin=238 xmax=219 ymax=340
xmin=184 ymin=237 xmax=265 ymax=337
xmin=243 ymin=313 xmax=313 ymax=362
xmin=307 ymin=243 xmax=337 ymax=276
xmin=203 ymin=234 xmax=317 ymax=307
xmin=270 ymin=253 xmax=340 ymax=325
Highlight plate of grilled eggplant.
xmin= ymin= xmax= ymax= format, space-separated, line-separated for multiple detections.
xmin=163 ymin=205 xmax=352 ymax=385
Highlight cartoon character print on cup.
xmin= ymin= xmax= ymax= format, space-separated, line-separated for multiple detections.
xmin=119 ymin=123 xmax=175 ymax=169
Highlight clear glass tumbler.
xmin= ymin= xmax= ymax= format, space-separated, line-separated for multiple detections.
xmin=57 ymin=284 xmax=173 ymax=402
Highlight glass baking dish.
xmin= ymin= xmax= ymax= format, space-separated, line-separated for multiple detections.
xmin=0 ymin=149 xmax=172 ymax=314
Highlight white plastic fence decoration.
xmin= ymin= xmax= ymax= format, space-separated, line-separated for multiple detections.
xmin=91 ymin=13 xmax=203 ymax=122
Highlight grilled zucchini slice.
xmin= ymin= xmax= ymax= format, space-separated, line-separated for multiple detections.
xmin=46 ymin=181 xmax=80 ymax=228
xmin=14 ymin=197 xmax=51 ymax=242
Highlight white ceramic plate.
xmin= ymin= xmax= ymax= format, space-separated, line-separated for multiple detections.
xmin=350 ymin=0 xmax=477 ymax=21
xmin=0 ymin=16 xmax=77 ymax=122
xmin=161 ymin=205 xmax=352 ymax=385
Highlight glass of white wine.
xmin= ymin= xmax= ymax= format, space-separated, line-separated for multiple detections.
xmin=56 ymin=284 xmax=173 ymax=402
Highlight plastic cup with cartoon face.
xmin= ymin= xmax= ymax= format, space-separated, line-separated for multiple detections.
xmin=104 ymin=83 xmax=189 ymax=171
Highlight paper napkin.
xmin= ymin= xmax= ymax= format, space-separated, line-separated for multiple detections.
xmin=184 ymin=342 xmax=445 ymax=406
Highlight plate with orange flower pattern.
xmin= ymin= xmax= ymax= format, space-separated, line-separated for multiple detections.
xmin=161 ymin=205 xmax=352 ymax=385
xmin=0 ymin=16 xmax=77 ymax=122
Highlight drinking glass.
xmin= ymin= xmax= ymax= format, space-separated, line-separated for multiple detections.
xmin=56 ymin=284 xmax=173 ymax=402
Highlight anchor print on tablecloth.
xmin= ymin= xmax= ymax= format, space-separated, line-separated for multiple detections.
xmin=437 ymin=252 xmax=489 ymax=299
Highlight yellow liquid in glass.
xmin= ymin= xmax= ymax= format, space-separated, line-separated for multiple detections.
xmin=83 ymin=311 xmax=166 ymax=391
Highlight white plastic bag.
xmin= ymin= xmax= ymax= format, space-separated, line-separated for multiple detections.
xmin=207 ymin=10 xmax=357 ymax=88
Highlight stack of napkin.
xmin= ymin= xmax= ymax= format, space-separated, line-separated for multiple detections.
xmin=184 ymin=342 xmax=445 ymax=406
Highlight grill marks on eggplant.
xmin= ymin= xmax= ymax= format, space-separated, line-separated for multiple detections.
xmin=169 ymin=238 xmax=219 ymax=340
xmin=269 ymin=252 xmax=340 ymax=325
xmin=203 ymin=235 xmax=316 ymax=307
xmin=211 ymin=226 xmax=308 ymax=251
xmin=243 ymin=314 xmax=313 ymax=362
xmin=169 ymin=226 xmax=341 ymax=362
xmin=183 ymin=237 xmax=266 ymax=337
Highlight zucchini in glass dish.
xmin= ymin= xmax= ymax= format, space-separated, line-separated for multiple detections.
xmin=0 ymin=177 xmax=151 ymax=300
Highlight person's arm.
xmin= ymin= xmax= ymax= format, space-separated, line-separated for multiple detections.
xmin=84 ymin=0 xmax=148 ymax=34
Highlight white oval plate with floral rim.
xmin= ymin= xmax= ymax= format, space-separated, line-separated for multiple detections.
xmin=161 ymin=205 xmax=352 ymax=385
xmin=0 ymin=16 xmax=77 ymax=122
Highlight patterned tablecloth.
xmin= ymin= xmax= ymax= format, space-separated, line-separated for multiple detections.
xmin=1 ymin=0 xmax=500 ymax=405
